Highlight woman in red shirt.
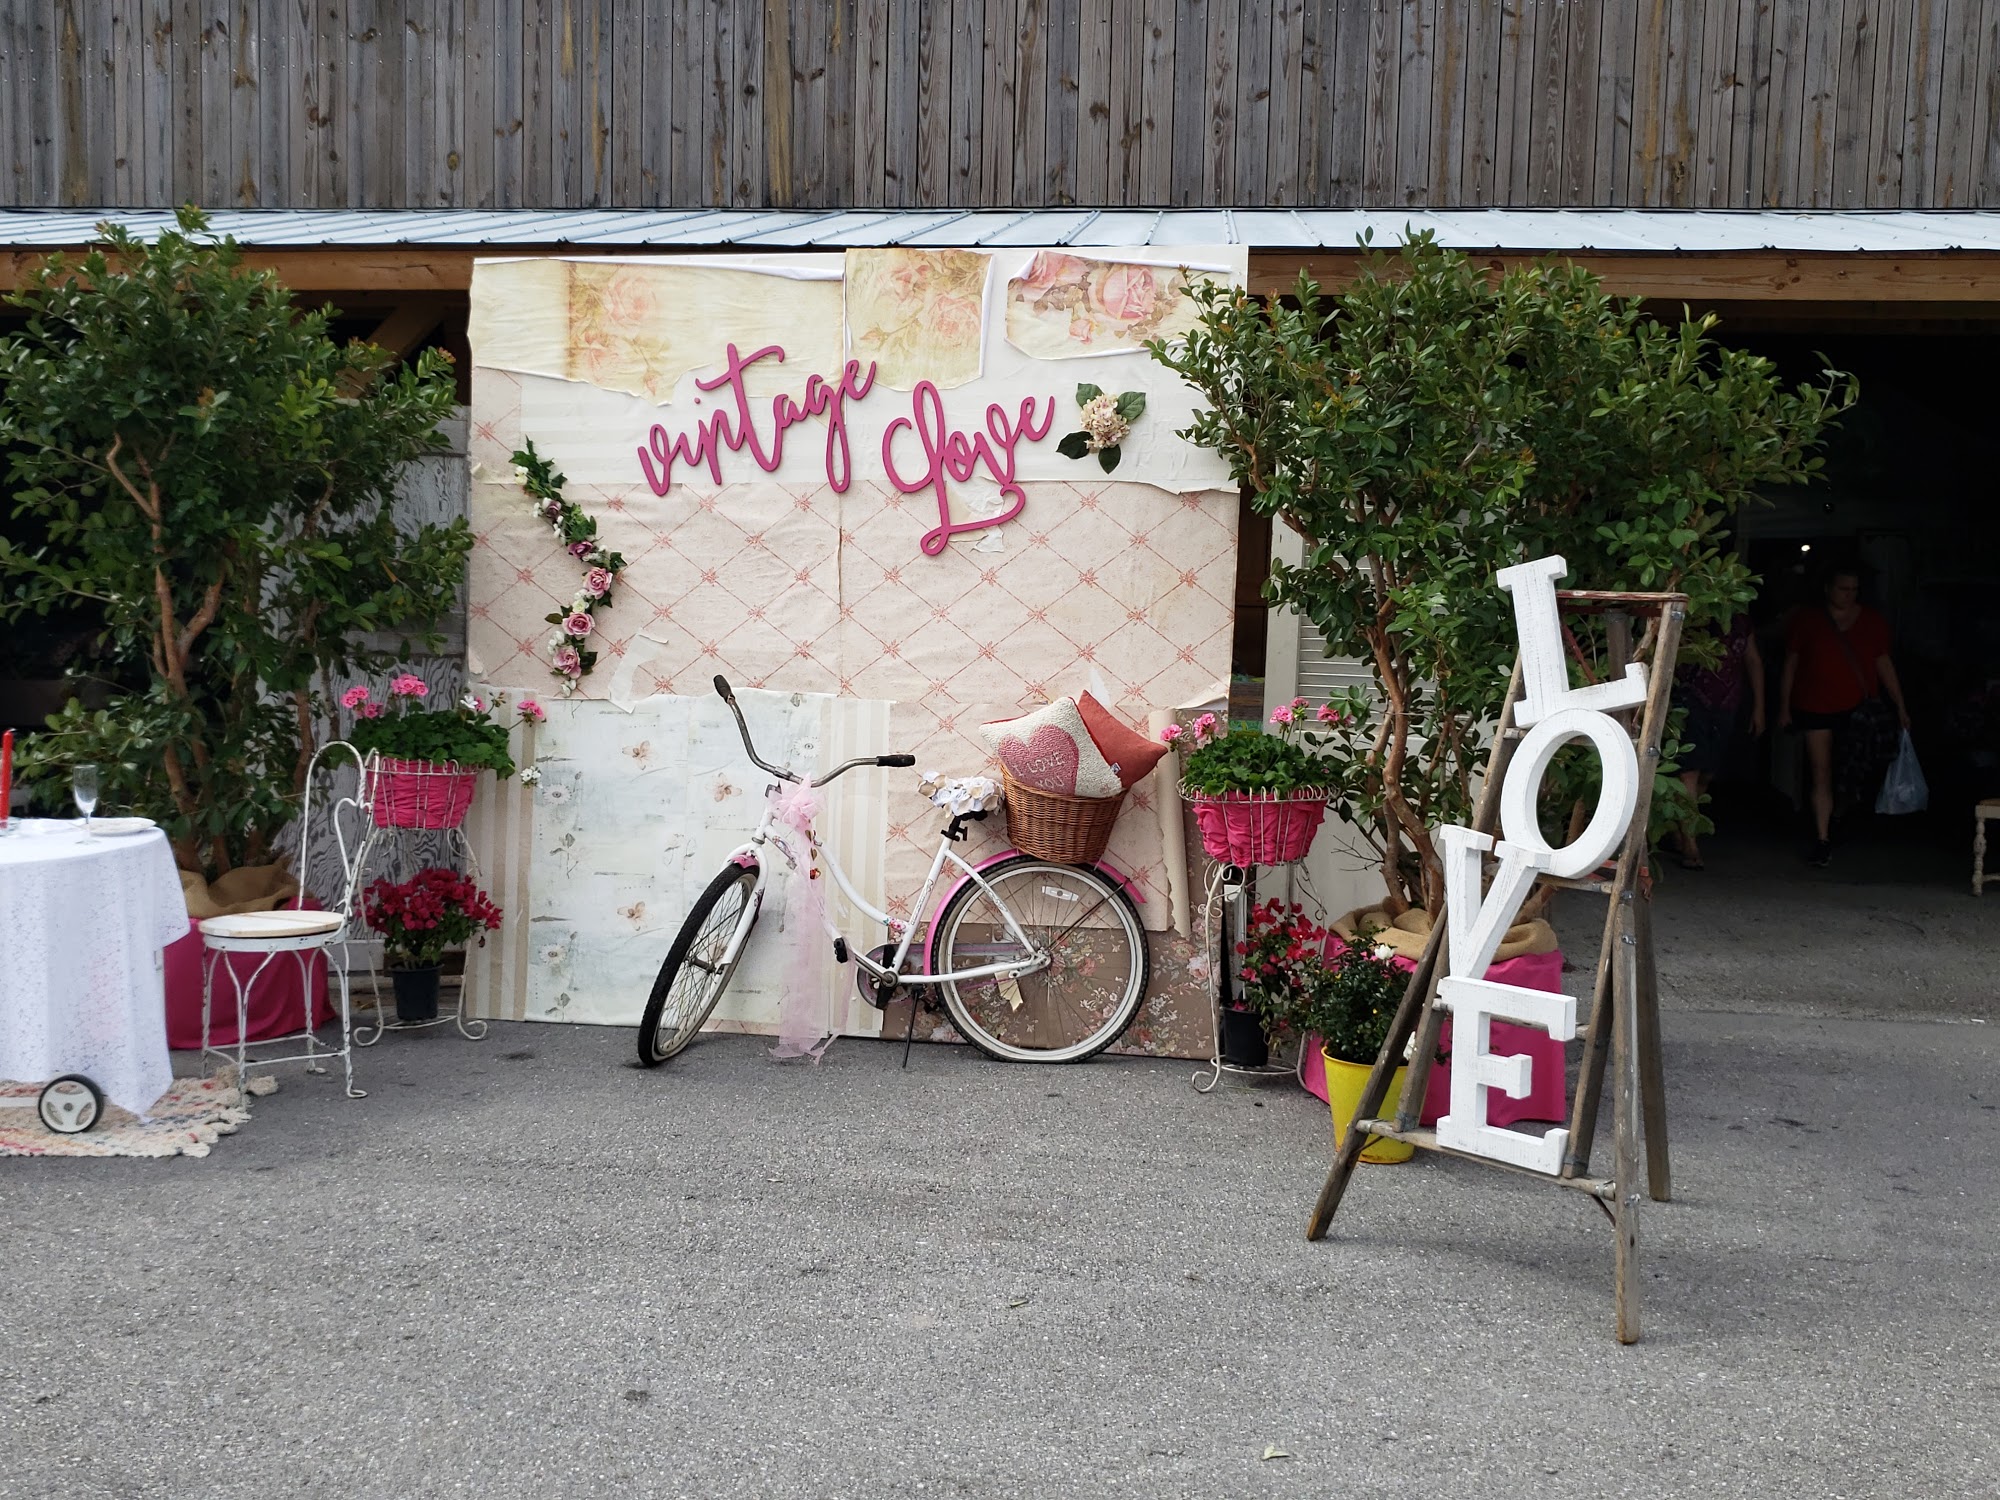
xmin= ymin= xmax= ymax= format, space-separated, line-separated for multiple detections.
xmin=1777 ymin=569 xmax=1910 ymax=865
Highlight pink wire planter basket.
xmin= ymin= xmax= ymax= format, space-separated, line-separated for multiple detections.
xmin=1182 ymin=784 xmax=1332 ymax=868
xmin=369 ymin=757 xmax=480 ymax=830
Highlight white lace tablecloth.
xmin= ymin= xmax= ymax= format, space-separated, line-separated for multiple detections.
xmin=0 ymin=820 xmax=188 ymax=1116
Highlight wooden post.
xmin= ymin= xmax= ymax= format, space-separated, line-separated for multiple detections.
xmin=1633 ymin=888 xmax=1671 ymax=1202
xmin=1612 ymin=896 xmax=1643 ymax=1345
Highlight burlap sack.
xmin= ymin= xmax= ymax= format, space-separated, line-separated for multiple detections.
xmin=1333 ymin=904 xmax=1557 ymax=963
xmin=179 ymin=864 xmax=301 ymax=920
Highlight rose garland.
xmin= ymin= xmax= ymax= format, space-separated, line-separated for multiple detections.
xmin=510 ymin=440 xmax=628 ymax=694
xmin=1056 ymin=382 xmax=1146 ymax=473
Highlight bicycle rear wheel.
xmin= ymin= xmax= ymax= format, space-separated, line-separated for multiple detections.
xmin=637 ymin=862 xmax=758 ymax=1066
xmin=931 ymin=856 xmax=1149 ymax=1063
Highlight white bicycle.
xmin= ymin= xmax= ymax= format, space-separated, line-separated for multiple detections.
xmin=636 ymin=676 xmax=1151 ymax=1066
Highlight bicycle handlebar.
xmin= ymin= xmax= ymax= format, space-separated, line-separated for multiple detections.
xmin=712 ymin=676 xmax=914 ymax=785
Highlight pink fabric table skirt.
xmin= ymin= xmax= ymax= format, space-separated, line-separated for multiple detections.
xmin=162 ymin=914 xmax=330 ymax=1050
xmin=1298 ymin=947 xmax=1569 ymax=1127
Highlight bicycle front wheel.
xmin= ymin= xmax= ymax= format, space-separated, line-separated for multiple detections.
xmin=637 ymin=862 xmax=758 ymax=1067
xmin=931 ymin=856 xmax=1149 ymax=1063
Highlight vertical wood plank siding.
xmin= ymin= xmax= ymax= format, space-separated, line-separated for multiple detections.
xmin=6 ymin=0 xmax=1997 ymax=208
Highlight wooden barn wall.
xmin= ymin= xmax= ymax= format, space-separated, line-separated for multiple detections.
xmin=3 ymin=1 xmax=1997 ymax=210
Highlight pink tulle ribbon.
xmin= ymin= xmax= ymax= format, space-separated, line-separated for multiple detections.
xmin=768 ymin=778 xmax=839 ymax=1062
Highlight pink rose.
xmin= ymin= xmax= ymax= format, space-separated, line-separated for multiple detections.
xmin=390 ymin=674 xmax=428 ymax=698
xmin=929 ymin=293 xmax=981 ymax=346
xmin=567 ymin=540 xmax=593 ymax=559
xmin=599 ymin=268 xmax=659 ymax=327
xmin=562 ymin=611 xmax=594 ymax=638
xmin=1095 ymin=264 xmax=1158 ymax=324
xmin=1069 ymin=315 xmax=1094 ymax=344
xmin=582 ymin=566 xmax=613 ymax=598
xmin=551 ymin=646 xmax=582 ymax=676
xmin=518 ymin=697 xmax=547 ymax=724
xmin=341 ymin=685 xmax=370 ymax=709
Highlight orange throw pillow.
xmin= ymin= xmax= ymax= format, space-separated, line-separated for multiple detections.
xmin=1077 ymin=692 xmax=1168 ymax=790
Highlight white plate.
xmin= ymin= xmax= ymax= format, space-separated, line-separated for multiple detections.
xmin=86 ymin=817 xmax=158 ymax=837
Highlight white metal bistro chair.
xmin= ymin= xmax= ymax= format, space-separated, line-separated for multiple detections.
xmin=200 ymin=741 xmax=370 ymax=1102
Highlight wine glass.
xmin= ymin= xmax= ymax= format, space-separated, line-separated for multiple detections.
xmin=72 ymin=763 xmax=99 ymax=832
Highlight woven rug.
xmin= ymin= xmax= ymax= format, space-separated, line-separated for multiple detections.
xmin=0 ymin=1072 xmax=254 ymax=1159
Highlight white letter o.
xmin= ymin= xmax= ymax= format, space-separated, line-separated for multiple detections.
xmin=1498 ymin=708 xmax=1641 ymax=880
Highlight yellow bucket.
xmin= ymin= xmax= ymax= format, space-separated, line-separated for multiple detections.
xmin=1321 ymin=1051 xmax=1415 ymax=1164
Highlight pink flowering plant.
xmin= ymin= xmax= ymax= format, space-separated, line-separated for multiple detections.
xmin=1163 ymin=698 xmax=1347 ymax=797
xmin=343 ymin=675 xmax=518 ymax=777
xmin=1055 ymin=382 xmax=1146 ymax=473
xmin=511 ymin=438 xmax=627 ymax=694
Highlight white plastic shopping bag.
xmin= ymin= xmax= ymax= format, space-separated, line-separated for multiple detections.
xmin=1876 ymin=730 xmax=1929 ymax=815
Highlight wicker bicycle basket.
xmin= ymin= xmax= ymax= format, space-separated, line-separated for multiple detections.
xmin=1000 ymin=769 xmax=1127 ymax=865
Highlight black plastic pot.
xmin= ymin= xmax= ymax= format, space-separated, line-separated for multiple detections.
xmin=1218 ymin=1006 xmax=1269 ymax=1068
xmin=390 ymin=964 xmax=442 ymax=1023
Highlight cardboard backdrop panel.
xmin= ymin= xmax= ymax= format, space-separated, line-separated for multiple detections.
xmin=464 ymin=248 xmax=1243 ymax=1056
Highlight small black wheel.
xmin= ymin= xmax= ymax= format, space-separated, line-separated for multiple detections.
xmin=38 ymin=1075 xmax=104 ymax=1135
xmin=637 ymin=862 xmax=759 ymax=1066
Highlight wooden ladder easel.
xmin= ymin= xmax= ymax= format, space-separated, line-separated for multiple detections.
xmin=1306 ymin=590 xmax=1687 ymax=1344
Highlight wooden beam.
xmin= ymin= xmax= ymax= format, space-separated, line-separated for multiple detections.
xmin=9 ymin=242 xmax=2000 ymax=306
xmin=1248 ymin=249 xmax=2000 ymax=301
xmin=362 ymin=300 xmax=451 ymax=358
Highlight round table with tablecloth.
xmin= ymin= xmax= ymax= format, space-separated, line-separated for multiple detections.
xmin=0 ymin=819 xmax=189 ymax=1117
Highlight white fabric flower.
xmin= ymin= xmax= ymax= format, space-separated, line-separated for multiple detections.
xmin=1079 ymin=392 xmax=1132 ymax=453
xmin=518 ymin=766 xmax=542 ymax=786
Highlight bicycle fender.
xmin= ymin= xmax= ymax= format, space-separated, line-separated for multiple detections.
xmin=922 ymin=850 xmax=1145 ymax=976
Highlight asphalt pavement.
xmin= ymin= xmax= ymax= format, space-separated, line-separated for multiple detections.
xmin=4 ymin=1005 xmax=1996 ymax=1499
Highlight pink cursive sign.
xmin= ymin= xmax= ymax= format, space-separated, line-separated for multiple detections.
xmin=636 ymin=342 xmax=878 ymax=495
xmin=632 ymin=346 xmax=1058 ymax=556
xmin=881 ymin=381 xmax=1057 ymax=557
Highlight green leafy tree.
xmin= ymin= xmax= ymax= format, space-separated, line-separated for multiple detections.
xmin=0 ymin=208 xmax=471 ymax=875
xmin=1154 ymin=235 xmax=1855 ymax=913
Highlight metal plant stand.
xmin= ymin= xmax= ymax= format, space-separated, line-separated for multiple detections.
xmin=1191 ymin=862 xmax=1298 ymax=1093
xmin=351 ymin=754 xmax=488 ymax=1047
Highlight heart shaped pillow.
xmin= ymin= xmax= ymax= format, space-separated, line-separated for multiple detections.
xmin=978 ymin=697 xmax=1124 ymax=800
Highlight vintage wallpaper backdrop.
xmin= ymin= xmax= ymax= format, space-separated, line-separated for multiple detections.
xmin=461 ymin=246 xmax=1246 ymax=1057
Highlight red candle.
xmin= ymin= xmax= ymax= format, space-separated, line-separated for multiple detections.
xmin=1 ymin=728 xmax=11 ymax=832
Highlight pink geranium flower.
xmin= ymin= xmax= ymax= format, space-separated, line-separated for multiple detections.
xmin=360 ymin=702 xmax=384 ymax=719
xmin=1316 ymin=702 xmax=1343 ymax=725
xmin=518 ymin=697 xmax=547 ymax=724
xmin=390 ymin=674 xmax=428 ymax=698
xmin=1269 ymin=705 xmax=1294 ymax=725
xmin=340 ymin=685 xmax=370 ymax=709
xmin=562 ymin=611 xmax=594 ymax=638
xmin=1159 ymin=723 xmax=1184 ymax=745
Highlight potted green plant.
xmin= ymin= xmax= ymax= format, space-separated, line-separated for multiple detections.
xmin=1251 ymin=918 xmax=1415 ymax=1165
xmin=1153 ymin=234 xmax=1855 ymax=915
xmin=1164 ymin=701 xmax=1340 ymax=867
xmin=361 ymin=867 xmax=503 ymax=1022
xmin=0 ymin=208 xmax=469 ymax=876
xmin=1228 ymin=897 xmax=1328 ymax=1069
xmin=345 ymin=678 xmax=518 ymax=830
